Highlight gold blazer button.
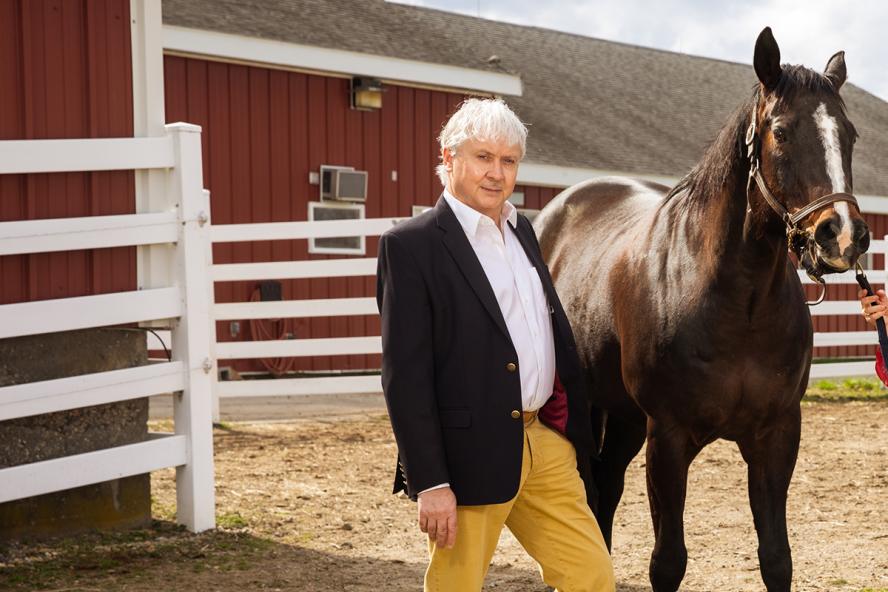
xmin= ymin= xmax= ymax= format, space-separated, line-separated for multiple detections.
xmin=511 ymin=410 xmax=521 ymax=419
xmin=506 ymin=362 xmax=517 ymax=372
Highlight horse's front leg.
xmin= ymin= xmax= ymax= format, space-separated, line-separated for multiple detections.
xmin=645 ymin=419 xmax=700 ymax=592
xmin=737 ymin=407 xmax=801 ymax=592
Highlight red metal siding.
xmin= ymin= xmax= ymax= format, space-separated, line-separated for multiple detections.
xmin=0 ymin=0 xmax=135 ymax=307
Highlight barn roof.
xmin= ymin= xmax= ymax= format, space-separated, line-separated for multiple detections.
xmin=162 ymin=0 xmax=888 ymax=195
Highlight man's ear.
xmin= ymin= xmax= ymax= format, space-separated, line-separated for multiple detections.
xmin=442 ymin=147 xmax=454 ymax=172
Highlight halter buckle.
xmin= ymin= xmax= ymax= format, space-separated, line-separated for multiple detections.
xmin=745 ymin=120 xmax=757 ymax=148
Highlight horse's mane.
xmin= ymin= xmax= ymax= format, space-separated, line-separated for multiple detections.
xmin=663 ymin=65 xmax=853 ymax=205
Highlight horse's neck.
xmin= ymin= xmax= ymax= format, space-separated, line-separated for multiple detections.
xmin=683 ymin=174 xmax=792 ymax=301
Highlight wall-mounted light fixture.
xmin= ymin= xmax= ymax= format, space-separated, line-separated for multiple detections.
xmin=351 ymin=77 xmax=383 ymax=110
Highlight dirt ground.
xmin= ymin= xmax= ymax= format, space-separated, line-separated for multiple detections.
xmin=1 ymin=399 xmax=886 ymax=591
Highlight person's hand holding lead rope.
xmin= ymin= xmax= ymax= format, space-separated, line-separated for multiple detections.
xmin=858 ymin=288 xmax=888 ymax=327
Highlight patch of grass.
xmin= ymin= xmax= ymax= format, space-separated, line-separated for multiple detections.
xmin=842 ymin=378 xmax=879 ymax=392
xmin=859 ymin=588 xmax=888 ymax=592
xmin=831 ymin=579 xmax=850 ymax=586
xmin=216 ymin=511 xmax=249 ymax=529
xmin=805 ymin=376 xmax=888 ymax=402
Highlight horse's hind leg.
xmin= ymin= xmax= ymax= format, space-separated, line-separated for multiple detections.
xmin=737 ymin=408 xmax=801 ymax=592
xmin=592 ymin=408 xmax=646 ymax=551
xmin=645 ymin=419 xmax=700 ymax=592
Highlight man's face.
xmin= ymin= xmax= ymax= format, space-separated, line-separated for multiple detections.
xmin=442 ymin=137 xmax=521 ymax=221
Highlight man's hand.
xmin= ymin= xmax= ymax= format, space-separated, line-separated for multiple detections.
xmin=418 ymin=486 xmax=457 ymax=549
xmin=859 ymin=288 xmax=888 ymax=327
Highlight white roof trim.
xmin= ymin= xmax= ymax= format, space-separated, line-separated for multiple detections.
xmin=517 ymin=162 xmax=677 ymax=189
xmin=519 ymin=162 xmax=888 ymax=214
xmin=858 ymin=195 xmax=888 ymax=214
xmin=162 ymin=25 xmax=523 ymax=96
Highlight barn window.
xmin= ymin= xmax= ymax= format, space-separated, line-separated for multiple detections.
xmin=308 ymin=202 xmax=366 ymax=255
xmin=412 ymin=205 xmax=432 ymax=216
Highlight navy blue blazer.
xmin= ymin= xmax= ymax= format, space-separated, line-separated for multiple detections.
xmin=376 ymin=195 xmax=596 ymax=506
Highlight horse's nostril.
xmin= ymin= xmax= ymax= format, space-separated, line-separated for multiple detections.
xmin=853 ymin=222 xmax=869 ymax=242
xmin=814 ymin=221 xmax=838 ymax=247
xmin=850 ymin=220 xmax=871 ymax=252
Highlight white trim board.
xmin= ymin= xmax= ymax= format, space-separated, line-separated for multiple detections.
xmin=162 ymin=25 xmax=522 ymax=97
xmin=518 ymin=162 xmax=888 ymax=214
xmin=517 ymin=162 xmax=677 ymax=190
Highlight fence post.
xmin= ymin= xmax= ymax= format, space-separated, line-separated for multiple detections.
xmin=167 ymin=122 xmax=216 ymax=532
xmin=204 ymin=188 xmax=222 ymax=424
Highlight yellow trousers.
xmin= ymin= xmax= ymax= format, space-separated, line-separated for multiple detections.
xmin=424 ymin=415 xmax=615 ymax=592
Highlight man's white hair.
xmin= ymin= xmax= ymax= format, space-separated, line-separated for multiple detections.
xmin=435 ymin=98 xmax=528 ymax=187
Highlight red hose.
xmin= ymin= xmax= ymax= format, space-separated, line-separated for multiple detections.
xmin=249 ymin=287 xmax=296 ymax=377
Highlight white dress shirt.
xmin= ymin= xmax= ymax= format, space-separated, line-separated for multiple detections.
xmin=419 ymin=191 xmax=557 ymax=496
xmin=443 ymin=189 xmax=557 ymax=410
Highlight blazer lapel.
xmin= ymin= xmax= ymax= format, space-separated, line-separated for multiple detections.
xmin=510 ymin=217 xmax=557 ymax=307
xmin=510 ymin=217 xmax=576 ymax=362
xmin=435 ymin=196 xmax=512 ymax=344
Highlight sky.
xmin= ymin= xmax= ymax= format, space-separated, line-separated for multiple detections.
xmin=389 ymin=0 xmax=888 ymax=103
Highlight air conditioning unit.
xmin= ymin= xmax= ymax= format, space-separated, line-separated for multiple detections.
xmin=320 ymin=165 xmax=368 ymax=202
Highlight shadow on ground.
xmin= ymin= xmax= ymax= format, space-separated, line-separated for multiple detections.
xmin=0 ymin=520 xmax=671 ymax=591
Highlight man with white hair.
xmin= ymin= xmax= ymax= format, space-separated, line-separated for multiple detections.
xmin=376 ymin=98 xmax=615 ymax=591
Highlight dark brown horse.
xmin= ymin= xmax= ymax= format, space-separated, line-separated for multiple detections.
xmin=534 ymin=28 xmax=868 ymax=592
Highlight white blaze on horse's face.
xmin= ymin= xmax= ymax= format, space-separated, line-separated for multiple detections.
xmin=813 ymin=102 xmax=854 ymax=256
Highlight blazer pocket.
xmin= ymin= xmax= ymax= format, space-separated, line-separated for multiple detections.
xmin=439 ymin=408 xmax=472 ymax=428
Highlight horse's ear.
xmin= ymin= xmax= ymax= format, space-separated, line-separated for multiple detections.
xmin=824 ymin=51 xmax=847 ymax=91
xmin=753 ymin=27 xmax=782 ymax=91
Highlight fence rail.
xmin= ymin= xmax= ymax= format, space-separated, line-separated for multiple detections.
xmin=0 ymin=362 xmax=185 ymax=422
xmin=0 ymin=287 xmax=182 ymax=339
xmin=0 ymin=211 xmax=179 ymax=256
xmin=0 ymin=135 xmax=174 ymax=174
xmin=0 ymin=123 xmax=215 ymax=532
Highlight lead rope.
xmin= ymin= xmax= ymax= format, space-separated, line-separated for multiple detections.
xmin=855 ymin=262 xmax=888 ymax=371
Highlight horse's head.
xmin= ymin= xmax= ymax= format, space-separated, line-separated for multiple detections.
xmin=750 ymin=27 xmax=868 ymax=278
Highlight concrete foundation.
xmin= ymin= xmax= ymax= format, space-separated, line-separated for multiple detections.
xmin=0 ymin=328 xmax=151 ymax=541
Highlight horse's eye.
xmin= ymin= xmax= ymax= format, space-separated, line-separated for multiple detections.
xmin=773 ymin=128 xmax=787 ymax=143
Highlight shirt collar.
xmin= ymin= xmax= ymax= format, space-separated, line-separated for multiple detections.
xmin=442 ymin=188 xmax=518 ymax=238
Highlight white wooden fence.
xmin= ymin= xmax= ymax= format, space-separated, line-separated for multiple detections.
xmin=202 ymin=225 xmax=888 ymax=405
xmin=0 ymin=123 xmax=216 ymax=532
xmin=208 ymin=217 xmax=403 ymax=411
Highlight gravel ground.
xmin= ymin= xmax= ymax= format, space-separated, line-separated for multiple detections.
xmin=1 ymin=400 xmax=885 ymax=591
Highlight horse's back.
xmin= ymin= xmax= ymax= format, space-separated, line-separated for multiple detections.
xmin=534 ymin=177 xmax=668 ymax=262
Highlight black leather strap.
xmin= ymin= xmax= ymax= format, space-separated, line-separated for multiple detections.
xmin=789 ymin=192 xmax=858 ymax=226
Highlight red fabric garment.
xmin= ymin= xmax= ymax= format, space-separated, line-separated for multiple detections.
xmin=875 ymin=347 xmax=888 ymax=387
xmin=538 ymin=371 xmax=569 ymax=435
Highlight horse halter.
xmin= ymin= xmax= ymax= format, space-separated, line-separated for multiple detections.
xmin=744 ymin=107 xmax=859 ymax=305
